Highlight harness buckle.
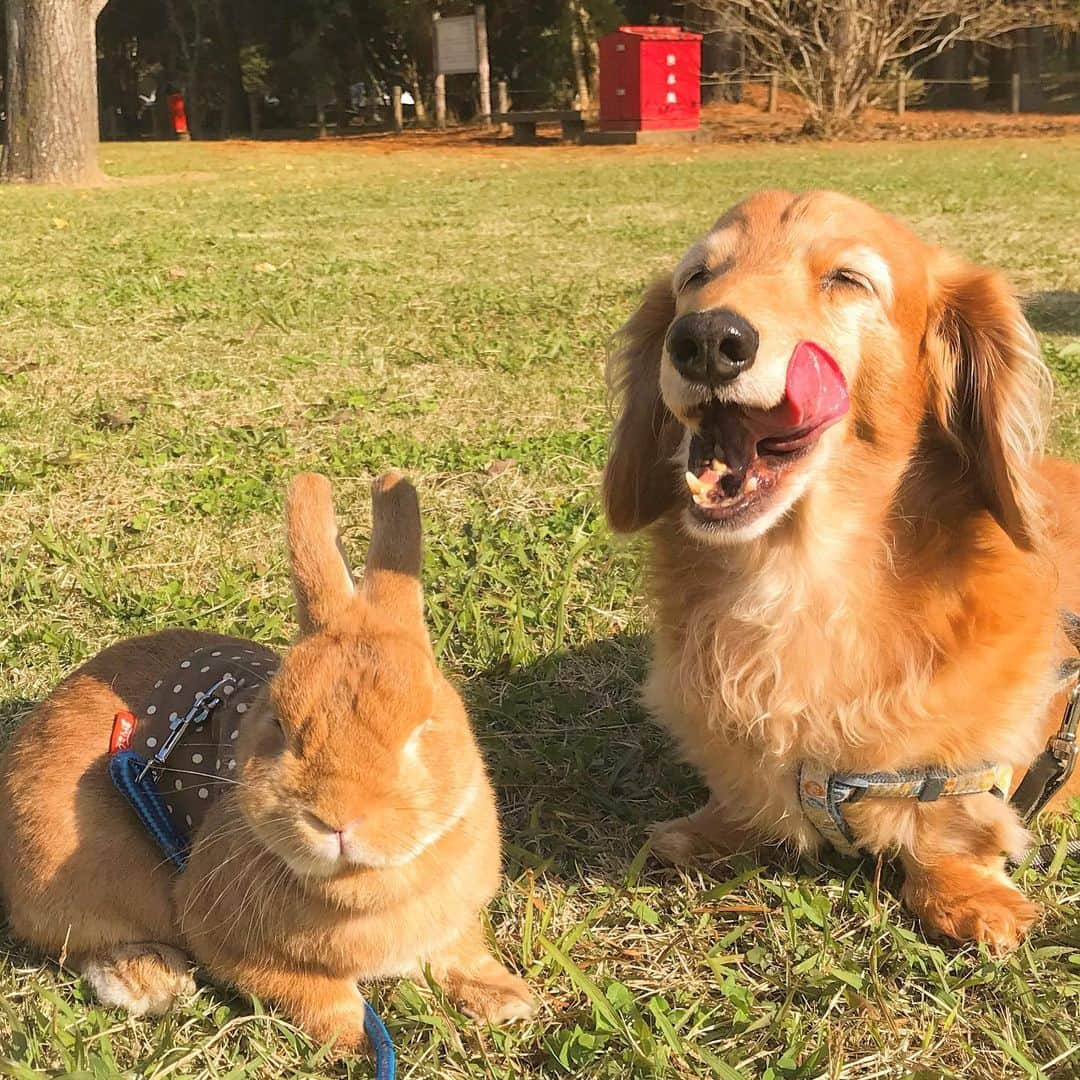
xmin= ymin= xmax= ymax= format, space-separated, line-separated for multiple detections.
xmin=1010 ymin=679 xmax=1080 ymax=825
xmin=136 ymin=672 xmax=236 ymax=783
xmin=918 ymin=776 xmax=947 ymax=802
xmin=1051 ymin=681 xmax=1079 ymax=771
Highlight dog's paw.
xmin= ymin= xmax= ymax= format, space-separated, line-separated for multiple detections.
xmin=649 ymin=815 xmax=719 ymax=865
xmin=904 ymin=873 xmax=1039 ymax=953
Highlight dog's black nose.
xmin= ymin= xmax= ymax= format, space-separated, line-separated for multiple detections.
xmin=666 ymin=309 xmax=759 ymax=386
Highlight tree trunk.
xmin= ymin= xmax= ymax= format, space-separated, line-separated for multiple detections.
xmin=567 ymin=0 xmax=590 ymax=110
xmin=247 ymin=89 xmax=260 ymax=138
xmin=212 ymin=0 xmax=246 ymax=135
xmin=686 ymin=3 xmax=744 ymax=104
xmin=925 ymin=36 xmax=975 ymax=109
xmin=986 ymin=41 xmax=1011 ymax=104
xmin=575 ymin=0 xmax=599 ymax=110
xmin=403 ymin=60 xmax=426 ymax=123
xmin=1014 ymin=28 xmax=1046 ymax=112
xmin=3 ymin=0 xmax=108 ymax=184
xmin=164 ymin=0 xmax=202 ymax=138
xmin=336 ymin=77 xmax=351 ymax=133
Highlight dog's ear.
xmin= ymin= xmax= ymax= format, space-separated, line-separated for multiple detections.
xmin=602 ymin=275 xmax=681 ymax=533
xmin=925 ymin=252 xmax=1050 ymax=551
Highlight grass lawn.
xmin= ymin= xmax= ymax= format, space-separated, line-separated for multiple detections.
xmin=1 ymin=134 xmax=1079 ymax=1079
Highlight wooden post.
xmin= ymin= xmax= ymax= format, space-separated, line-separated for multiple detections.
xmin=768 ymin=73 xmax=779 ymax=114
xmin=392 ymin=85 xmax=404 ymax=133
xmin=315 ymin=93 xmax=327 ymax=139
xmin=433 ymin=11 xmax=447 ymax=130
xmin=475 ymin=5 xmax=492 ymax=125
xmin=896 ymin=72 xmax=906 ymax=118
xmin=496 ymin=80 xmax=510 ymax=135
xmin=1011 ymin=71 xmax=1021 ymax=114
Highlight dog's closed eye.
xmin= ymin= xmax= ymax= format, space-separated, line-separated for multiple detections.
xmin=681 ymin=266 xmax=713 ymax=292
xmin=822 ymin=267 xmax=873 ymax=294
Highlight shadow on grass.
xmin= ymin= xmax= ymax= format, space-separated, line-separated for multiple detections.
xmin=1026 ymin=290 xmax=1080 ymax=335
xmin=463 ymin=632 xmax=707 ymax=881
xmin=0 ymin=699 xmax=35 ymax=742
xmin=0 ymin=638 xmax=821 ymax=889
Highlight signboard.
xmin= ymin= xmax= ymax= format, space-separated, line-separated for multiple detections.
xmin=434 ymin=15 xmax=479 ymax=75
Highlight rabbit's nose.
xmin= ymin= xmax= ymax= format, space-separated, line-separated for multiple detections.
xmin=304 ymin=809 xmax=362 ymax=854
xmin=304 ymin=810 xmax=344 ymax=838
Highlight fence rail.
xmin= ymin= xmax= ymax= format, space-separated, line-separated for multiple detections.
xmin=701 ymin=70 xmax=1080 ymax=116
xmin=390 ymin=68 xmax=1078 ymax=129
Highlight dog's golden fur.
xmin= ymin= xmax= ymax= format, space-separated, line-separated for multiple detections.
xmin=604 ymin=190 xmax=1080 ymax=950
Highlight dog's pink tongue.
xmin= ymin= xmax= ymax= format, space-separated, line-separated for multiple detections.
xmin=762 ymin=341 xmax=849 ymax=433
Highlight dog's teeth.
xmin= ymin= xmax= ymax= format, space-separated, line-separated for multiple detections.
xmin=710 ymin=458 xmax=729 ymax=475
xmin=685 ymin=471 xmax=712 ymax=497
xmin=691 ymin=491 xmax=713 ymax=508
xmin=745 ymin=475 xmax=759 ymax=493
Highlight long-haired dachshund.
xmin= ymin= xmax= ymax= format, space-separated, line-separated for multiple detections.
xmin=604 ymin=189 xmax=1080 ymax=950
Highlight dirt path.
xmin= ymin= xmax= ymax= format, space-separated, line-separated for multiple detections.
xmin=212 ymin=82 xmax=1080 ymax=159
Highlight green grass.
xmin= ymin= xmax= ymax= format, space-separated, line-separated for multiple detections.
xmin=1 ymin=134 xmax=1079 ymax=1079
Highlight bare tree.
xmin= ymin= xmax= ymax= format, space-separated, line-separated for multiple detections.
xmin=3 ymin=0 xmax=110 ymax=183
xmin=696 ymin=0 xmax=1074 ymax=135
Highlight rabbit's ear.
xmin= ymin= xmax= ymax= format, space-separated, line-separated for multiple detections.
xmin=362 ymin=470 xmax=424 ymax=628
xmin=285 ymin=473 xmax=356 ymax=635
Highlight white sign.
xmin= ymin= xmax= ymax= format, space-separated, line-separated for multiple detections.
xmin=435 ymin=15 xmax=479 ymax=75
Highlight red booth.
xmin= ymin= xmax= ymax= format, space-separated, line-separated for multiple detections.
xmin=598 ymin=25 xmax=702 ymax=133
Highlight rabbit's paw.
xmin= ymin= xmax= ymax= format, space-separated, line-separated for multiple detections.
xmin=82 ymin=942 xmax=195 ymax=1016
xmin=453 ymin=965 xmax=536 ymax=1025
xmin=311 ymin=998 xmax=371 ymax=1054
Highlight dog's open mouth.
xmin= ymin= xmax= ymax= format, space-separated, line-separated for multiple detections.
xmin=684 ymin=341 xmax=849 ymax=525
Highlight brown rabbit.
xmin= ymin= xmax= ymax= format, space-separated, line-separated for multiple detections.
xmin=0 ymin=471 xmax=534 ymax=1049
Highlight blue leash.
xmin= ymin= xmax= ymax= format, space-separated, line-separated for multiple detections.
xmin=109 ymin=748 xmax=396 ymax=1076
xmin=364 ymin=1003 xmax=396 ymax=1080
xmin=110 ymin=750 xmax=191 ymax=871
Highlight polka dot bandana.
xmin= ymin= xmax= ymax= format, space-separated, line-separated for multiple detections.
xmin=134 ymin=643 xmax=280 ymax=836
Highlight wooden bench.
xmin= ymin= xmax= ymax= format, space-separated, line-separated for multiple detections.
xmin=492 ymin=110 xmax=584 ymax=144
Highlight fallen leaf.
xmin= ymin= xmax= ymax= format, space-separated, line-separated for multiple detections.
xmin=167 ymin=266 xmax=188 ymax=280
xmin=253 ymin=261 xmax=277 ymax=274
